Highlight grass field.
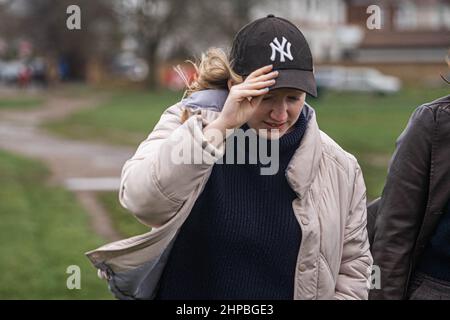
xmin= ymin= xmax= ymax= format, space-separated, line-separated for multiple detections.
xmin=0 ymin=150 xmax=111 ymax=299
xmin=0 ymin=97 xmax=45 ymax=109
xmin=45 ymin=89 xmax=181 ymax=146
xmin=97 ymin=192 xmax=150 ymax=237
xmin=311 ymin=88 xmax=449 ymax=199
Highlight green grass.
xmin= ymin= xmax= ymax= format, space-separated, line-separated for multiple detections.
xmin=97 ymin=192 xmax=150 ymax=238
xmin=45 ymin=89 xmax=182 ymax=146
xmin=0 ymin=97 xmax=44 ymax=109
xmin=310 ymin=87 xmax=449 ymax=198
xmin=0 ymin=150 xmax=112 ymax=299
xmin=45 ymin=86 xmax=449 ymax=200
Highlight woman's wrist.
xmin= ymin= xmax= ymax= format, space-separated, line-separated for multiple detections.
xmin=203 ymin=117 xmax=236 ymax=149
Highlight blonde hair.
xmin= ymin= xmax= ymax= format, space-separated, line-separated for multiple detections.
xmin=174 ymin=48 xmax=243 ymax=123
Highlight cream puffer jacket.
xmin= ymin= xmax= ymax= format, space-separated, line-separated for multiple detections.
xmin=86 ymin=90 xmax=373 ymax=300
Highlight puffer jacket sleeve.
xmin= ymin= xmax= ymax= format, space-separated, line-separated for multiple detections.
xmin=119 ymin=104 xmax=225 ymax=227
xmin=334 ymin=161 xmax=373 ymax=300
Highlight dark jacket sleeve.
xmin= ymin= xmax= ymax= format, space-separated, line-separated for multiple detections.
xmin=369 ymin=105 xmax=435 ymax=300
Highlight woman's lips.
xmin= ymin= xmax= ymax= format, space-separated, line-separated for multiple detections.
xmin=263 ymin=121 xmax=286 ymax=129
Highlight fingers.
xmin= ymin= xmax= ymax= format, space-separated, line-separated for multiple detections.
xmin=226 ymin=64 xmax=278 ymax=114
xmin=246 ymin=70 xmax=279 ymax=83
xmin=230 ymin=75 xmax=275 ymax=102
xmin=239 ymin=79 xmax=275 ymax=90
xmin=237 ymin=88 xmax=270 ymax=99
xmin=97 ymin=269 xmax=109 ymax=280
xmin=246 ymin=64 xmax=273 ymax=80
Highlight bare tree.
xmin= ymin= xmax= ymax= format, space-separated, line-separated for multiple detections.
xmin=119 ymin=0 xmax=268 ymax=88
xmin=196 ymin=0 xmax=264 ymax=39
xmin=0 ymin=0 xmax=19 ymax=44
xmin=118 ymin=0 xmax=188 ymax=88
xmin=18 ymin=0 xmax=120 ymax=80
xmin=168 ymin=0 xmax=268 ymax=64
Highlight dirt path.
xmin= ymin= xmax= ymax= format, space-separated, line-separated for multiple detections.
xmin=0 ymin=89 xmax=135 ymax=241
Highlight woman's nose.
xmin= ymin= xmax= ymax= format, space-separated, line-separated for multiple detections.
xmin=270 ymin=106 xmax=288 ymax=123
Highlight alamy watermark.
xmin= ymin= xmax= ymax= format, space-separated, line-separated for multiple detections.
xmin=169 ymin=127 xmax=280 ymax=176
xmin=66 ymin=5 xmax=81 ymax=30
xmin=368 ymin=264 xmax=381 ymax=290
xmin=66 ymin=265 xmax=81 ymax=290
xmin=367 ymin=5 xmax=382 ymax=30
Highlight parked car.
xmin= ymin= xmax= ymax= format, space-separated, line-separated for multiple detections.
xmin=111 ymin=53 xmax=149 ymax=82
xmin=315 ymin=66 xmax=402 ymax=94
xmin=0 ymin=60 xmax=28 ymax=84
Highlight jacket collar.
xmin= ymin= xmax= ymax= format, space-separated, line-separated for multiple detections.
xmin=181 ymin=89 xmax=229 ymax=111
xmin=181 ymin=89 xmax=323 ymax=199
xmin=285 ymin=106 xmax=322 ymax=199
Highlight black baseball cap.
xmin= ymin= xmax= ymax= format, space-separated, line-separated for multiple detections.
xmin=230 ymin=14 xmax=317 ymax=97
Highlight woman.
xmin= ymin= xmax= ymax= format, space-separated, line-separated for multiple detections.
xmin=87 ymin=14 xmax=372 ymax=300
xmin=368 ymin=60 xmax=450 ymax=300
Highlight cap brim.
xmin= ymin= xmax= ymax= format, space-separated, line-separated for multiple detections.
xmin=269 ymin=69 xmax=317 ymax=97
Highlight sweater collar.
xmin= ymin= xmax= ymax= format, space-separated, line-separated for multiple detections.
xmin=240 ymin=112 xmax=307 ymax=154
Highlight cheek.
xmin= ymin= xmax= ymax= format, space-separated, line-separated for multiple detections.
xmin=250 ymin=104 xmax=271 ymax=123
xmin=288 ymin=102 xmax=304 ymax=121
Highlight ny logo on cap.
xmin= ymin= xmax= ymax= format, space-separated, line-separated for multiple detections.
xmin=269 ymin=37 xmax=293 ymax=63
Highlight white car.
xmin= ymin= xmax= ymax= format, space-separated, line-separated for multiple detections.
xmin=112 ymin=53 xmax=149 ymax=82
xmin=0 ymin=60 xmax=27 ymax=84
xmin=315 ymin=66 xmax=402 ymax=94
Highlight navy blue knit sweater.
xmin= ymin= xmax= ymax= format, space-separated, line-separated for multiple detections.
xmin=154 ymin=113 xmax=307 ymax=300
xmin=417 ymin=200 xmax=450 ymax=282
